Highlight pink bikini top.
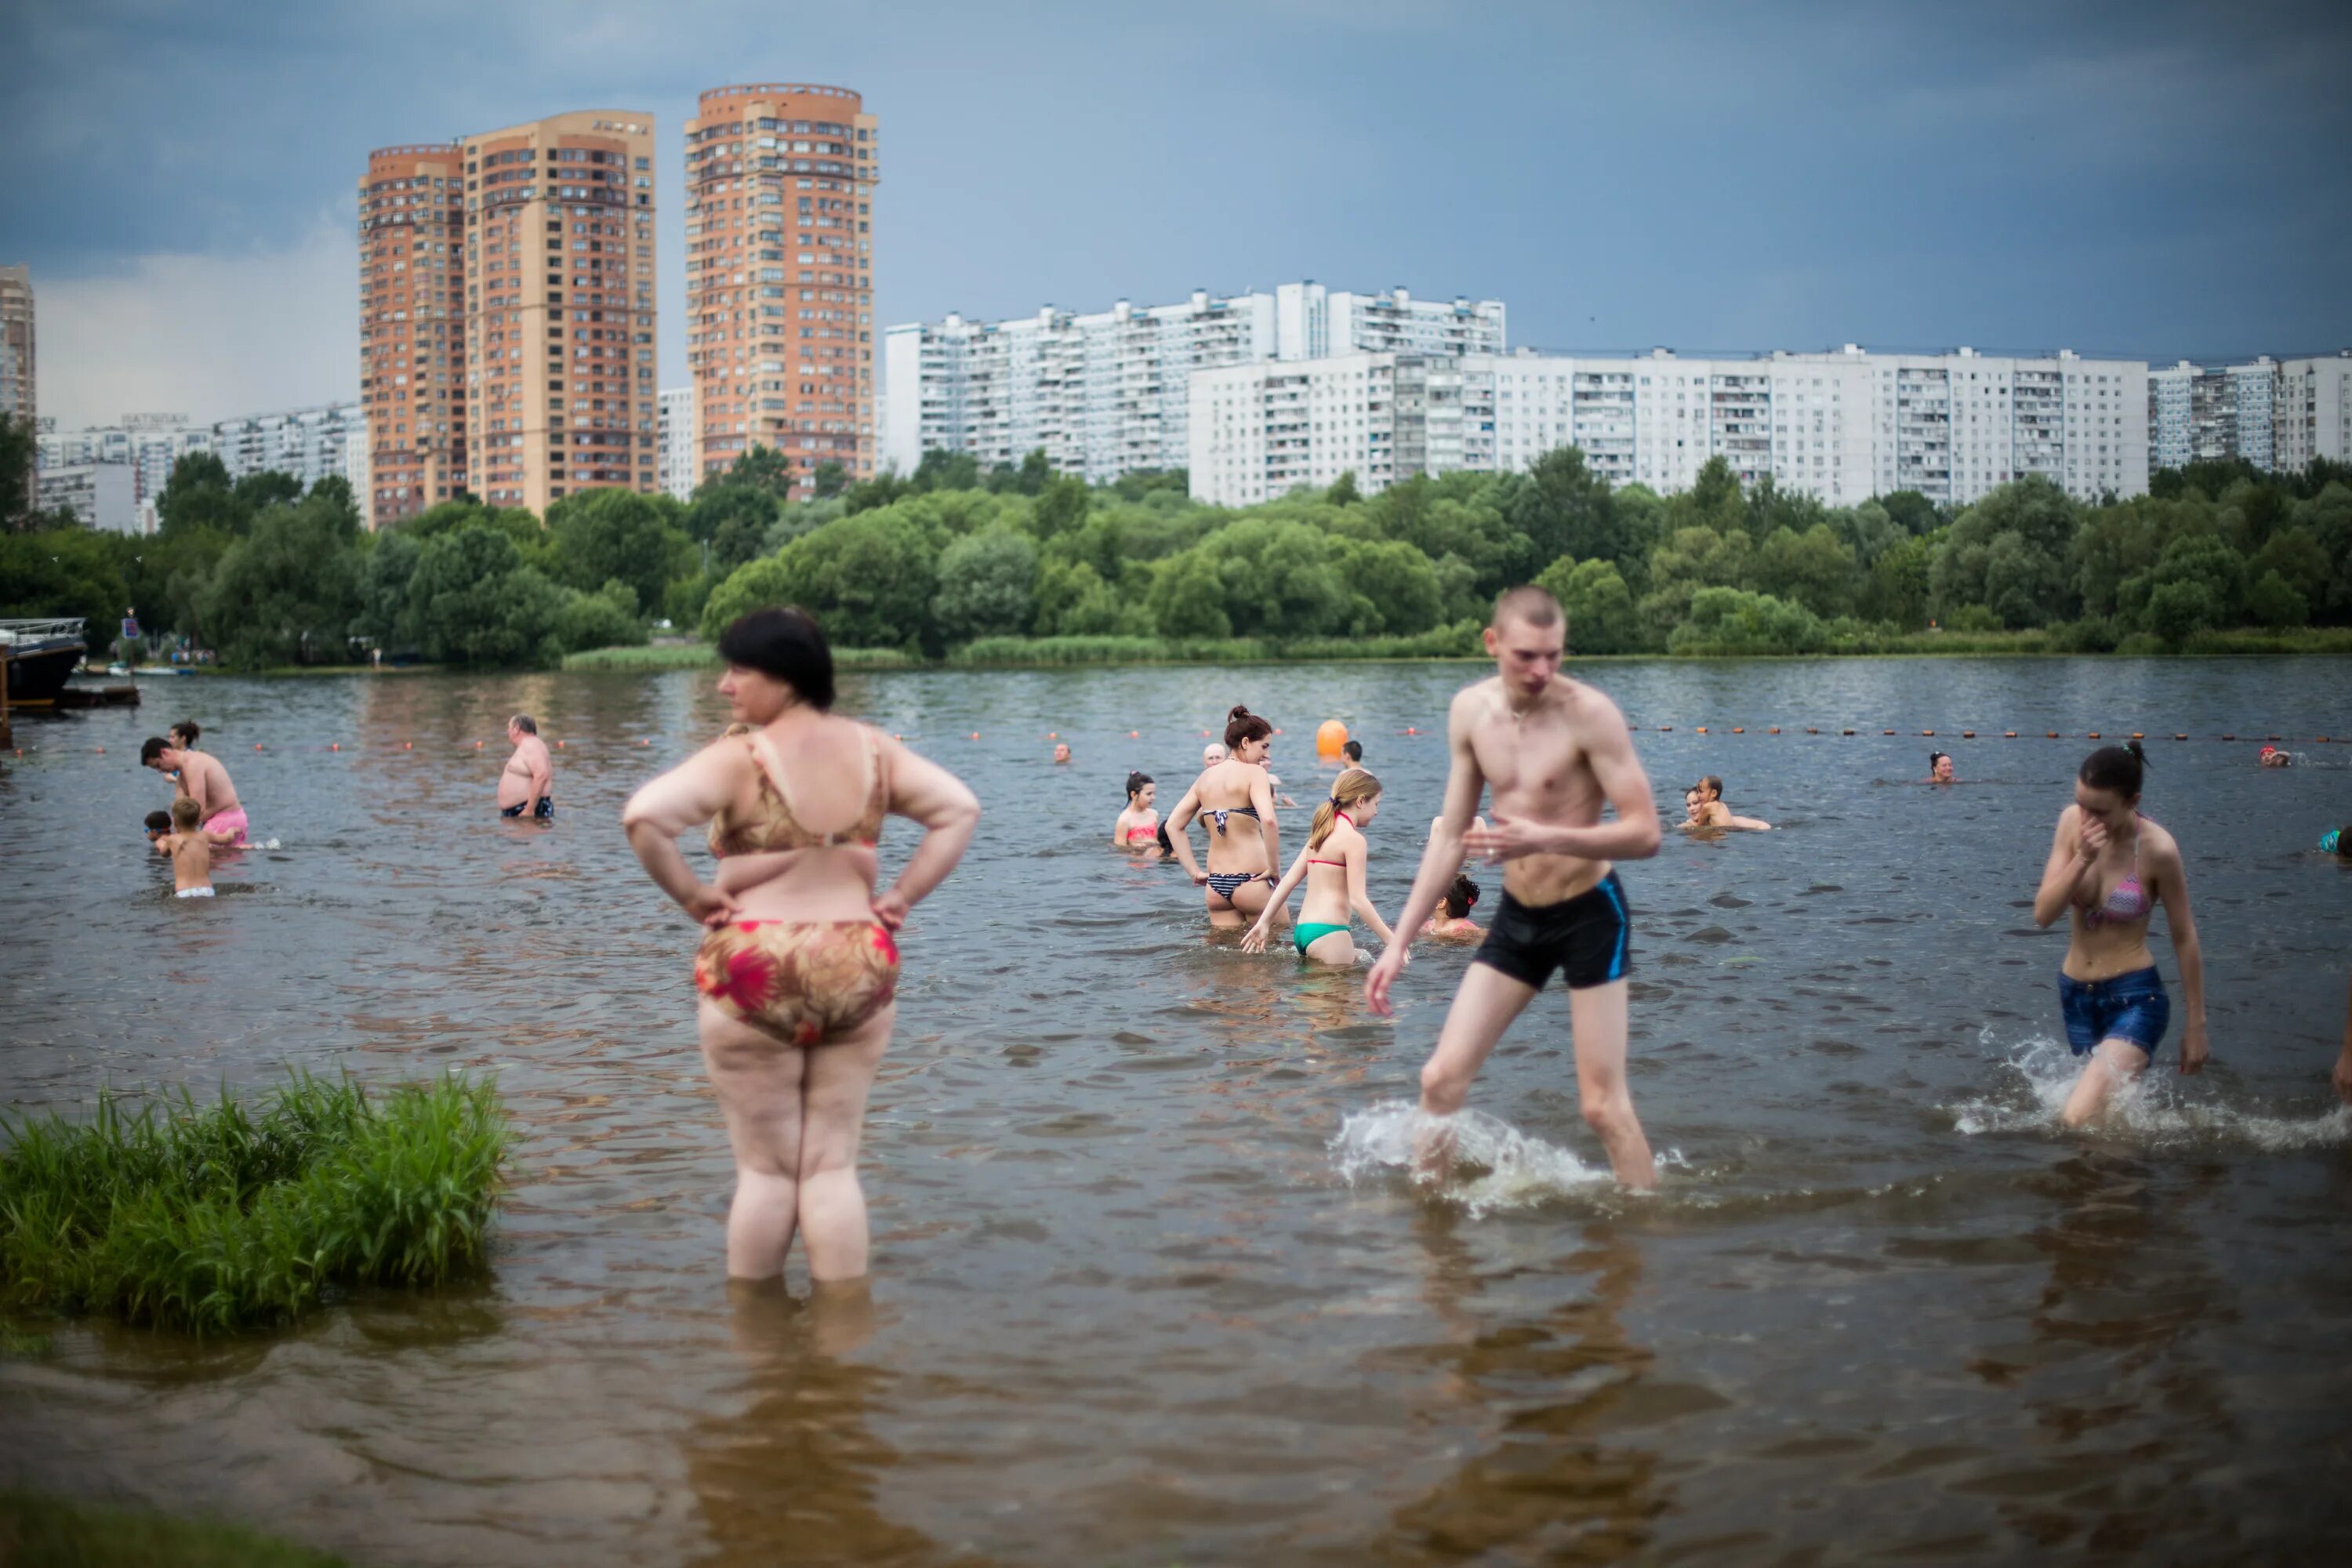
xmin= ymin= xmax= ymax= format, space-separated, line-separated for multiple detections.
xmin=2081 ymin=815 xmax=2153 ymax=928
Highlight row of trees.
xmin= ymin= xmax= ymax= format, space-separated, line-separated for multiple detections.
xmin=5 ymin=419 xmax=2349 ymax=665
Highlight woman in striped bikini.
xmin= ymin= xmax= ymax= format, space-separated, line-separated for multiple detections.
xmin=2031 ymin=741 xmax=2209 ymax=1127
xmin=1163 ymin=706 xmax=1282 ymax=928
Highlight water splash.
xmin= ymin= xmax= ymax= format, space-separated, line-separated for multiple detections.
xmin=1330 ymin=1101 xmax=1682 ymax=1215
xmin=1950 ymin=1032 xmax=2352 ymax=1151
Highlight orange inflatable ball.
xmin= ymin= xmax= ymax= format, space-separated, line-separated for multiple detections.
xmin=1315 ymin=719 xmax=1348 ymax=760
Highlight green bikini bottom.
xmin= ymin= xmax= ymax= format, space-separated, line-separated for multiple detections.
xmin=1294 ymin=921 xmax=1351 ymax=956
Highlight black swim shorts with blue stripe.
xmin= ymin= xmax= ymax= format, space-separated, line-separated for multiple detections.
xmin=1472 ymin=873 xmax=1632 ymax=991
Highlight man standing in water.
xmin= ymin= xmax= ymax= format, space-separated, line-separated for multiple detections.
xmin=140 ymin=735 xmax=249 ymax=844
xmin=499 ymin=714 xmax=554 ymax=819
xmin=1365 ymin=585 xmax=1662 ymax=1189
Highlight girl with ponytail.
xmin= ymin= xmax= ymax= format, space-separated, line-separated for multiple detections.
xmin=1163 ymin=706 xmax=1283 ymax=927
xmin=2031 ymin=739 xmax=2208 ymax=1125
xmin=1243 ymin=767 xmax=1399 ymax=965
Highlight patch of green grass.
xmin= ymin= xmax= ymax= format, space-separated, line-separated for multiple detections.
xmin=0 ymin=1323 xmax=51 ymax=1359
xmin=0 ymin=1073 xmax=507 ymax=1335
xmin=0 ymin=1490 xmax=346 ymax=1567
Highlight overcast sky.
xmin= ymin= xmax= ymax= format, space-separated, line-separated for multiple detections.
xmin=5 ymin=0 xmax=2348 ymax=429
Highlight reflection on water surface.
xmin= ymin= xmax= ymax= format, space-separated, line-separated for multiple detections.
xmin=3 ymin=658 xmax=2350 ymax=1563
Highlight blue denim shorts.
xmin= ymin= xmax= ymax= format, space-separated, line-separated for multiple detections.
xmin=2057 ymin=967 xmax=2169 ymax=1058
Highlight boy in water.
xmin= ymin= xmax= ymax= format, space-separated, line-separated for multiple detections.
xmin=154 ymin=797 xmax=217 ymax=898
xmin=144 ymin=810 xmax=172 ymax=845
xmin=1367 ymin=585 xmax=1662 ymax=1189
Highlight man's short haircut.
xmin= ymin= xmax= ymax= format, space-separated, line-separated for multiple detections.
xmin=509 ymin=714 xmax=538 ymax=736
xmin=140 ymin=736 xmax=171 ymax=764
xmin=170 ymin=797 xmax=201 ymax=829
xmin=1492 ymin=584 xmax=1564 ymax=630
xmin=145 ymin=810 xmax=172 ymax=833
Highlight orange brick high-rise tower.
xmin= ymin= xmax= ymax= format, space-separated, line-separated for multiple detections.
xmin=684 ymin=84 xmax=879 ymax=497
xmin=460 ymin=111 xmax=659 ymax=515
xmin=358 ymin=144 xmax=466 ymax=527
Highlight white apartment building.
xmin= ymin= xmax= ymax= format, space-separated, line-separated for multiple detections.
xmin=1191 ymin=346 xmax=2148 ymax=510
xmin=2151 ymin=353 xmax=2351 ymax=474
xmin=39 ymin=403 xmax=368 ymax=525
xmin=657 ymin=386 xmax=697 ymax=501
xmin=37 ymin=461 xmax=140 ymax=533
xmin=2273 ymin=351 xmax=2352 ymax=473
xmin=884 ymin=281 xmax=1504 ymax=483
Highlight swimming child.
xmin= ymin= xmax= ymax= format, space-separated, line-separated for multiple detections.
xmin=1422 ymin=873 xmax=1483 ymax=938
xmin=1113 ymin=771 xmax=1161 ymax=851
xmin=2321 ymin=826 xmax=2349 ymax=858
xmin=144 ymin=809 xmax=172 ymax=844
xmin=1242 ymin=767 xmax=1397 ymax=964
xmin=2259 ymin=745 xmax=2292 ymax=768
xmin=2031 ymin=741 xmax=2208 ymax=1126
xmin=154 ymin=797 xmax=217 ymax=898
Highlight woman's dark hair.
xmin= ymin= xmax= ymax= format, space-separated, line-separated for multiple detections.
xmin=171 ymin=720 xmax=201 ymax=746
xmin=1126 ymin=770 xmax=1153 ymax=802
xmin=1443 ymin=873 xmax=1481 ymax=920
xmin=1224 ymin=704 xmax=1273 ymax=749
xmin=2079 ymin=741 xmax=2147 ymax=797
xmin=1929 ymin=750 xmax=1950 ymax=768
xmin=717 ymin=606 xmax=834 ymax=710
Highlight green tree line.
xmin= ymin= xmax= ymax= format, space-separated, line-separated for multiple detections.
xmin=5 ymin=419 xmax=2349 ymax=666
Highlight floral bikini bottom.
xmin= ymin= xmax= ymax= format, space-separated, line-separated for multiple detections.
xmin=693 ymin=920 xmax=901 ymax=1047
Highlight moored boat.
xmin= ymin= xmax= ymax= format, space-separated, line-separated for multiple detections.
xmin=0 ymin=619 xmax=93 ymax=706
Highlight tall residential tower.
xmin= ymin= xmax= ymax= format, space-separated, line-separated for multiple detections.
xmin=462 ymin=111 xmax=659 ymax=515
xmin=685 ymin=84 xmax=879 ymax=497
xmin=358 ymin=112 xmax=657 ymax=528
xmin=358 ymin=146 xmax=466 ymax=526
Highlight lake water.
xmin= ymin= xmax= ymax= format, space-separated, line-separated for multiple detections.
xmin=4 ymin=657 xmax=2350 ymax=1564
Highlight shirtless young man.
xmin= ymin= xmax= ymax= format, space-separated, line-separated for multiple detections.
xmin=499 ymin=714 xmax=554 ymax=819
xmin=140 ymin=736 xmax=249 ymax=844
xmin=1365 ymin=586 xmax=1663 ymax=1189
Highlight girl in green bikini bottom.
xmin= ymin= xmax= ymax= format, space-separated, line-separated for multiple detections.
xmin=1243 ymin=768 xmax=1399 ymax=966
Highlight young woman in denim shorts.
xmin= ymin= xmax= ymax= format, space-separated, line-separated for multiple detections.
xmin=2031 ymin=742 xmax=2209 ymax=1126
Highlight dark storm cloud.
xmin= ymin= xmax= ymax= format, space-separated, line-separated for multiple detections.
xmin=3 ymin=0 xmax=2347 ymax=423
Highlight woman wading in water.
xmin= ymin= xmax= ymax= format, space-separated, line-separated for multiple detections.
xmin=1163 ymin=706 xmax=1283 ymax=928
xmin=2031 ymin=742 xmax=2207 ymax=1127
xmin=623 ymin=608 xmax=979 ymax=1282
xmin=1243 ymin=766 xmax=1398 ymax=965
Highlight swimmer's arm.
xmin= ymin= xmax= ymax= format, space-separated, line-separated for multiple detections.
xmin=1242 ymin=846 xmax=1317 ymax=945
xmin=1346 ymin=837 xmax=1395 ymax=947
xmin=2156 ymin=845 xmax=2207 ymax=1073
xmin=1726 ymin=815 xmax=1773 ymax=831
xmin=2032 ymin=808 xmax=2096 ymax=927
xmin=1109 ymin=813 xmax=1131 ymax=850
xmin=877 ymin=739 xmax=981 ymax=917
xmin=1532 ymin=700 xmax=1661 ymax=862
xmin=1163 ymin=783 xmax=1206 ymax=880
xmin=622 ymin=742 xmax=742 ymax=919
xmin=1386 ymin=691 xmax=1487 ymax=946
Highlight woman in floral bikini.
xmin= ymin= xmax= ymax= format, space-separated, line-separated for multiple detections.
xmin=624 ymin=607 xmax=980 ymax=1283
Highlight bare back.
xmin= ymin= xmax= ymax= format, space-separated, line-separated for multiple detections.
xmin=1459 ymin=674 xmax=1624 ymax=904
xmin=180 ymin=750 xmax=240 ymax=818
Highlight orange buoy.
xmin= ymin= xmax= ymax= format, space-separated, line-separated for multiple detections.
xmin=2046 ymin=731 xmax=2059 ymax=739
xmin=2173 ymin=733 xmax=2187 ymax=741
xmin=1406 ymin=726 xmax=1419 ymax=735
xmin=1047 ymin=731 xmax=1058 ymax=739
xmin=1806 ymin=727 xmax=1819 ymax=735
xmin=2088 ymin=731 xmax=2101 ymax=739
xmin=1315 ymin=719 xmax=1348 ymax=760
xmin=1659 ymin=726 xmax=1673 ymax=733
xmin=2004 ymin=731 xmax=2018 ymax=739
xmin=1768 ymin=727 xmax=1781 ymax=735
xmin=2129 ymin=732 xmax=2143 ymax=741
xmin=1883 ymin=729 xmax=1896 ymax=736
xmin=1732 ymin=727 xmax=1745 ymax=734
xmin=1129 ymin=730 xmax=1139 ymax=739
xmin=475 ymin=740 xmax=483 ymax=748
xmin=1842 ymin=729 xmax=1856 ymax=736
xmin=2222 ymin=733 xmax=2235 ymax=741
xmin=1922 ymin=730 xmax=1936 ymax=737
xmin=556 ymin=739 xmax=564 ymax=748
xmin=1960 ymin=731 xmax=1974 ymax=739
xmin=95 ymin=746 xmax=104 ymax=753
xmin=404 ymin=741 xmax=412 ymax=750
xmin=1695 ymin=726 xmax=1708 ymax=735
xmin=969 ymin=732 xmax=980 ymax=740
xmin=330 ymin=742 xmax=339 ymax=751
